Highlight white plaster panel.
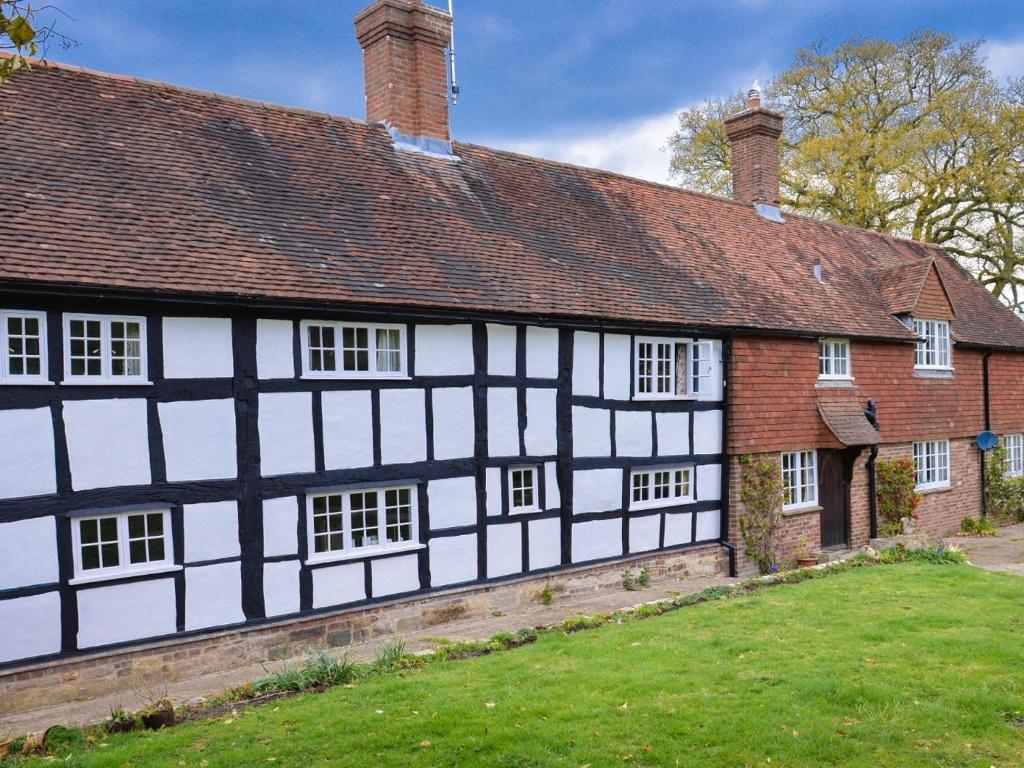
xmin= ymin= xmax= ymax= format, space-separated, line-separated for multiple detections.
xmin=160 ymin=399 xmax=237 ymax=481
xmin=571 ymin=518 xmax=622 ymax=562
xmin=431 ymin=387 xmax=475 ymax=460
xmin=696 ymin=510 xmax=721 ymax=541
xmin=572 ymin=331 xmax=600 ymax=397
xmin=693 ymin=410 xmax=723 ymax=454
xmin=486 ymin=323 xmax=517 ymax=376
xmin=371 ymin=554 xmax=420 ymax=597
xmin=526 ymin=326 xmax=559 ymax=379
xmin=487 ymin=522 xmax=522 ymax=577
xmin=322 ymin=390 xmax=373 ymax=470
xmin=263 ymin=496 xmax=299 ymax=557
xmin=379 ymin=388 xmax=427 ymax=465
xmin=629 ymin=514 xmax=661 ymax=553
xmin=524 ymin=388 xmax=557 ymax=455
xmin=544 ymin=461 xmax=560 ymax=510
xmin=572 ymin=468 xmax=622 ymax=515
xmin=485 ymin=467 xmax=503 ymax=517
xmin=0 ymin=592 xmax=61 ymax=663
xmin=162 ymin=317 xmax=234 ymax=379
xmin=697 ymin=463 xmax=722 ymax=501
xmin=256 ymin=319 xmax=295 ymax=379
xmin=529 ymin=517 xmax=561 ymax=570
xmin=312 ymin=561 xmax=365 ymax=608
xmin=615 ymin=410 xmax=652 ymax=457
xmin=415 ymin=324 xmax=474 ymax=376
xmin=182 ymin=500 xmax=239 ymax=563
xmin=185 ymin=562 xmax=245 ymax=631
xmin=263 ymin=560 xmax=300 ymax=617
xmin=428 ymin=533 xmax=478 ymax=586
xmin=603 ymin=334 xmax=631 ymax=400
xmin=487 ymin=387 xmax=519 ymax=457
xmin=258 ymin=392 xmax=314 ymax=476
xmin=0 ymin=407 xmax=55 ymax=499
xmin=572 ymin=406 xmax=610 ymax=457
xmin=0 ymin=517 xmax=58 ymax=589
xmin=656 ymin=412 xmax=690 ymax=456
xmin=428 ymin=476 xmax=477 ymax=530
xmin=64 ymin=399 xmax=150 ymax=491
xmin=77 ymin=578 xmax=176 ymax=648
xmin=664 ymin=512 xmax=694 ymax=546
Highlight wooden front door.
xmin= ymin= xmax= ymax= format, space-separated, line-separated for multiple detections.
xmin=818 ymin=449 xmax=850 ymax=549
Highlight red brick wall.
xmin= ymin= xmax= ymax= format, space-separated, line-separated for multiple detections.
xmin=989 ymin=351 xmax=1024 ymax=434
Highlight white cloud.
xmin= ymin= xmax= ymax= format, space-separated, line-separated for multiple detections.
xmin=983 ymin=37 xmax=1024 ymax=82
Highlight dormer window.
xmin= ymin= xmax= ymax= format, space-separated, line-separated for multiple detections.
xmin=913 ymin=319 xmax=950 ymax=369
xmin=818 ymin=338 xmax=851 ymax=380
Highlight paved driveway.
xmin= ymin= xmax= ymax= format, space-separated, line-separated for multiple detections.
xmin=948 ymin=522 xmax=1024 ymax=576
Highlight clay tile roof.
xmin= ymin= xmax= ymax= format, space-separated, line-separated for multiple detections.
xmin=871 ymin=260 xmax=934 ymax=316
xmin=1 ymin=62 xmax=1023 ymax=349
xmin=817 ymin=396 xmax=880 ymax=447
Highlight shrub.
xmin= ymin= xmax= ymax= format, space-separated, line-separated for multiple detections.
xmin=738 ymin=453 xmax=784 ymax=574
xmin=876 ymin=458 xmax=920 ymax=528
xmin=561 ymin=614 xmax=607 ymax=633
xmin=254 ymin=661 xmax=307 ymax=694
xmin=879 ymin=544 xmax=968 ymax=565
xmin=984 ymin=445 xmax=1024 ymax=522
xmin=960 ymin=515 xmax=997 ymax=536
xmin=622 ymin=566 xmax=652 ymax=591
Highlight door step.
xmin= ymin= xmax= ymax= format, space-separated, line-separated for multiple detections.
xmin=817 ymin=548 xmax=854 ymax=563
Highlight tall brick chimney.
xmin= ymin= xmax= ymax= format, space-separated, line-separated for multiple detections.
xmin=723 ymin=82 xmax=784 ymax=205
xmin=355 ymin=0 xmax=453 ymax=153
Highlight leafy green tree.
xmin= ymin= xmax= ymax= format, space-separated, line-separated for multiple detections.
xmin=668 ymin=32 xmax=1024 ymax=312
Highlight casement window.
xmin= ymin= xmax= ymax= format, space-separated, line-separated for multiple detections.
xmin=782 ymin=450 xmax=817 ymax=510
xmin=300 ymin=321 xmax=406 ymax=378
xmin=913 ymin=439 xmax=950 ymax=490
xmin=63 ymin=314 xmax=147 ymax=383
xmin=307 ymin=484 xmax=418 ymax=560
xmin=634 ymin=337 xmax=713 ymax=399
xmin=818 ymin=338 xmax=851 ymax=379
xmin=71 ymin=508 xmax=173 ymax=581
xmin=509 ymin=466 xmax=540 ymax=514
xmin=0 ymin=310 xmax=47 ymax=383
xmin=630 ymin=465 xmax=693 ymax=510
xmin=1004 ymin=434 xmax=1023 ymax=478
xmin=913 ymin=319 xmax=951 ymax=369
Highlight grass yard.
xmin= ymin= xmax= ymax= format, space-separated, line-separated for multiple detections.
xmin=25 ymin=563 xmax=1024 ymax=767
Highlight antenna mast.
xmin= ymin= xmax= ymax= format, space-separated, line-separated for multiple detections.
xmin=447 ymin=0 xmax=459 ymax=105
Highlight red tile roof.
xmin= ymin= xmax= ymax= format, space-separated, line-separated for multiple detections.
xmin=817 ymin=395 xmax=880 ymax=447
xmin=1 ymin=62 xmax=1022 ymax=349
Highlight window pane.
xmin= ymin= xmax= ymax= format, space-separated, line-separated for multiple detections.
xmin=101 ymin=543 xmax=120 ymax=567
xmin=82 ymin=546 xmax=100 ymax=570
xmin=80 ymin=518 xmax=98 ymax=544
xmin=110 ymin=320 xmax=143 ymax=377
xmin=129 ymin=539 xmax=147 ymax=563
xmin=376 ymin=328 xmax=401 ymax=373
xmin=69 ymin=317 xmax=104 ymax=377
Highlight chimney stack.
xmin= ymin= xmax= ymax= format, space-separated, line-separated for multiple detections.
xmin=723 ymin=81 xmax=783 ymax=205
xmin=355 ymin=0 xmax=453 ymax=153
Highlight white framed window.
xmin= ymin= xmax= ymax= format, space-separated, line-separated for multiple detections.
xmin=1004 ymin=434 xmax=1023 ymax=478
xmin=71 ymin=508 xmax=173 ymax=581
xmin=1 ymin=309 xmax=48 ymax=383
xmin=509 ymin=466 xmax=540 ymax=514
xmin=913 ymin=319 xmax=951 ymax=369
xmin=300 ymin=321 xmax=406 ymax=379
xmin=63 ymin=314 xmax=148 ymax=383
xmin=634 ymin=337 xmax=697 ymax=399
xmin=307 ymin=484 xmax=418 ymax=561
xmin=782 ymin=450 xmax=817 ymax=510
xmin=818 ymin=338 xmax=851 ymax=379
xmin=913 ymin=439 xmax=950 ymax=490
xmin=630 ymin=465 xmax=693 ymax=510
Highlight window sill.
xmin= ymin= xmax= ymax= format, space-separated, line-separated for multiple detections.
xmin=629 ymin=499 xmax=696 ymax=513
xmin=632 ymin=394 xmax=697 ymax=402
xmin=300 ymin=373 xmax=411 ymax=381
xmin=510 ymin=506 xmax=541 ymax=516
xmin=70 ymin=564 xmax=182 ymax=586
xmin=0 ymin=379 xmax=53 ymax=386
xmin=816 ymin=378 xmax=855 ymax=388
xmin=61 ymin=379 xmax=153 ymax=386
xmin=912 ymin=368 xmax=954 ymax=379
xmin=305 ymin=542 xmax=424 ymax=566
xmin=916 ymin=484 xmax=952 ymax=495
xmin=782 ymin=504 xmax=822 ymax=517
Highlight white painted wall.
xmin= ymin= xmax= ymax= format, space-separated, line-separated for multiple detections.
xmin=428 ymin=476 xmax=477 ymax=529
xmin=603 ymin=334 xmax=631 ymax=400
xmin=656 ymin=412 xmax=690 ymax=456
xmin=263 ymin=496 xmax=299 ymax=557
xmin=572 ymin=331 xmax=600 ymax=396
xmin=258 ymin=392 xmax=314 ymax=476
xmin=185 ymin=562 xmax=245 ymax=630
xmin=693 ymin=410 xmax=723 ymax=454
xmin=321 ymin=390 xmax=373 ymax=470
xmin=263 ymin=560 xmax=300 ymax=617
xmin=571 ymin=519 xmax=622 ymax=562
xmin=486 ymin=323 xmax=517 ymax=376
xmin=371 ymin=554 xmax=420 ymax=597
xmin=615 ymin=410 xmax=652 ymax=457
xmin=696 ymin=510 xmax=721 ymax=540
xmin=162 ymin=317 xmax=234 ymax=379
xmin=487 ymin=522 xmax=522 ymax=578
xmin=64 ymin=399 xmax=151 ymax=491
xmin=0 ymin=407 xmax=55 ymax=499
xmin=0 ymin=517 xmax=58 ymax=589
xmin=543 ymin=461 xmax=560 ymax=510
xmin=415 ymin=324 xmax=474 ymax=375
xmin=379 ymin=389 xmax=427 ymax=465
xmin=572 ymin=406 xmax=610 ymax=457
xmin=525 ymin=326 xmax=559 ymax=378
xmin=431 ymin=387 xmax=475 ymax=460
xmin=629 ymin=514 xmax=660 ymax=553
xmin=428 ymin=533 xmax=477 ymax=586
xmin=572 ymin=468 xmax=621 ymax=515
xmin=182 ymin=500 xmax=240 ymax=563
xmin=485 ymin=467 xmax=502 ymax=516
xmin=159 ymin=399 xmax=237 ymax=481
xmin=528 ymin=517 xmax=561 ymax=570
xmin=697 ymin=464 xmax=722 ymax=501
xmin=256 ymin=319 xmax=295 ymax=379
xmin=77 ymin=578 xmax=176 ymax=648
xmin=664 ymin=512 xmax=694 ymax=546
xmin=312 ymin=561 xmax=365 ymax=608
xmin=524 ymin=388 xmax=557 ymax=455
xmin=487 ymin=387 xmax=519 ymax=457
xmin=0 ymin=592 xmax=61 ymax=663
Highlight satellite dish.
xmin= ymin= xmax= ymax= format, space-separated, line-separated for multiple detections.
xmin=977 ymin=431 xmax=999 ymax=451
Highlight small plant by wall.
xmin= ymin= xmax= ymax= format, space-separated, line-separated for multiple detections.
xmin=876 ymin=458 xmax=920 ymax=531
xmin=984 ymin=445 xmax=1024 ymax=523
xmin=738 ymin=453 xmax=784 ymax=574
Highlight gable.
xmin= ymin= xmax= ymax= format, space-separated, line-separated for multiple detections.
xmin=913 ymin=263 xmax=956 ymax=321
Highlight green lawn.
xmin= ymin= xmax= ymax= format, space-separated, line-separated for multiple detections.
xmin=34 ymin=564 xmax=1024 ymax=767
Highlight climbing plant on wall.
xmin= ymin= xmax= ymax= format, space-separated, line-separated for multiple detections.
xmin=983 ymin=445 xmax=1024 ymax=522
xmin=876 ymin=458 xmax=920 ymax=530
xmin=738 ymin=454 xmax=784 ymax=574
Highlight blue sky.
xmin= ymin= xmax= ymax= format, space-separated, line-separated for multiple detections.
xmin=42 ymin=1 xmax=1024 ymax=183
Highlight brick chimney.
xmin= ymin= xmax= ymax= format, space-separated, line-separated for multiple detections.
xmin=355 ymin=0 xmax=453 ymax=153
xmin=723 ymin=82 xmax=784 ymax=205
